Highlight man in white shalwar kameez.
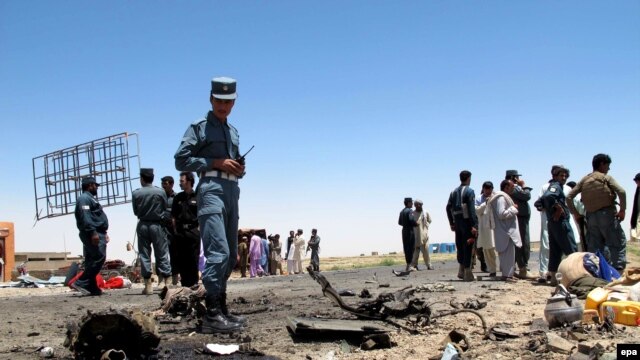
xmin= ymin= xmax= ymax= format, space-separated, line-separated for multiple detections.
xmin=293 ymin=229 xmax=306 ymax=274
xmin=410 ymin=199 xmax=433 ymax=270
xmin=475 ymin=181 xmax=498 ymax=276
xmin=489 ymin=179 xmax=522 ymax=281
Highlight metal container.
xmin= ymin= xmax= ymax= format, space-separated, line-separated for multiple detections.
xmin=544 ymin=284 xmax=583 ymax=328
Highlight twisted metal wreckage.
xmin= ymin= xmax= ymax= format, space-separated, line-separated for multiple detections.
xmin=304 ymin=266 xmax=488 ymax=336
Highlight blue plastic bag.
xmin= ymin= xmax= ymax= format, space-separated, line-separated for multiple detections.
xmin=596 ymin=250 xmax=621 ymax=282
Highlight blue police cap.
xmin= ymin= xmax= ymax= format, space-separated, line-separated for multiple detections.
xmin=140 ymin=168 xmax=154 ymax=177
xmin=81 ymin=176 xmax=99 ymax=186
xmin=211 ymin=77 xmax=237 ymax=100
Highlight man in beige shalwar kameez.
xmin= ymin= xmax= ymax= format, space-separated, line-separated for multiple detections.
xmin=475 ymin=181 xmax=498 ymax=277
xmin=410 ymin=200 xmax=433 ymax=270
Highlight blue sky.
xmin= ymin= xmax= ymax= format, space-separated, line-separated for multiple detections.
xmin=1 ymin=1 xmax=639 ymax=265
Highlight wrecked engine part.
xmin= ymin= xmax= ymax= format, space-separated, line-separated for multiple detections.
xmin=64 ymin=308 xmax=160 ymax=360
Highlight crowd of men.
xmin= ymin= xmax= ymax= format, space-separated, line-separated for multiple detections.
xmin=436 ymin=154 xmax=635 ymax=285
xmin=237 ymin=228 xmax=321 ymax=278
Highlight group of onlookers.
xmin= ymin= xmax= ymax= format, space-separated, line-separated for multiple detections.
xmin=237 ymin=228 xmax=321 ymax=278
xmin=444 ymin=153 xmax=634 ymax=285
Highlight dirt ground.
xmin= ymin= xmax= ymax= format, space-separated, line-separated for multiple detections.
xmin=1 ymin=247 xmax=639 ymax=360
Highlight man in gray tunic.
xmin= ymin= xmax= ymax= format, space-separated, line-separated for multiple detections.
xmin=174 ymin=76 xmax=246 ymax=333
xmin=132 ymin=168 xmax=172 ymax=294
xmin=489 ymin=179 xmax=522 ymax=282
xmin=410 ymin=199 xmax=433 ymax=270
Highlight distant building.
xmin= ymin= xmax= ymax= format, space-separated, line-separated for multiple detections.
xmin=0 ymin=222 xmax=15 ymax=282
xmin=14 ymin=251 xmax=82 ymax=277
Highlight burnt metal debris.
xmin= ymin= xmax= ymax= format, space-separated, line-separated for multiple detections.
xmin=286 ymin=317 xmax=389 ymax=336
xmin=306 ymin=266 xmax=488 ymax=336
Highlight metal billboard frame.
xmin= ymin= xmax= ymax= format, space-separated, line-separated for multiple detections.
xmin=32 ymin=132 xmax=141 ymax=221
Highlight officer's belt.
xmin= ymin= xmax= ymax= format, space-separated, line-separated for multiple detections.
xmin=139 ymin=219 xmax=163 ymax=223
xmin=452 ymin=210 xmax=464 ymax=215
xmin=202 ymin=170 xmax=238 ymax=182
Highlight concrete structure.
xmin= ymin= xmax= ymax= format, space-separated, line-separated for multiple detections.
xmin=14 ymin=251 xmax=82 ymax=273
xmin=0 ymin=222 xmax=15 ymax=282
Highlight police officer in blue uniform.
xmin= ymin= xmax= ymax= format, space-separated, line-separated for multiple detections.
xmin=73 ymin=176 xmax=109 ymax=296
xmin=161 ymin=175 xmax=179 ymax=285
xmin=174 ymin=76 xmax=246 ymax=333
xmin=170 ymin=171 xmax=201 ymax=287
xmin=132 ymin=168 xmax=172 ymax=294
xmin=398 ymin=197 xmax=417 ymax=271
xmin=540 ymin=165 xmax=577 ymax=286
xmin=446 ymin=170 xmax=479 ymax=281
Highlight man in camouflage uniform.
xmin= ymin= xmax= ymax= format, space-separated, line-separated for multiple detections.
xmin=567 ymin=154 xmax=627 ymax=270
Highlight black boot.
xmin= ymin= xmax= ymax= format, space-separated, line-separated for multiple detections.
xmin=221 ymin=292 xmax=247 ymax=325
xmin=201 ymin=295 xmax=243 ymax=334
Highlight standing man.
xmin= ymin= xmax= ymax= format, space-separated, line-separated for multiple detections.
xmin=132 ymin=168 xmax=172 ymax=294
xmin=238 ymin=235 xmax=249 ymax=278
xmin=410 ymin=200 xmax=433 ymax=270
xmin=307 ymin=228 xmax=321 ymax=272
xmin=446 ymin=170 xmax=479 ymax=281
xmin=505 ymin=170 xmax=532 ymax=279
xmin=398 ymin=197 xmax=418 ymax=272
xmin=72 ymin=176 xmax=109 ymax=296
xmin=489 ymin=180 xmax=522 ymax=282
xmin=475 ymin=181 xmax=497 ymax=277
xmin=269 ymin=234 xmax=283 ymax=275
xmin=260 ymin=235 xmax=270 ymax=276
xmin=293 ymin=229 xmax=306 ymax=274
xmin=539 ymin=165 xmax=577 ymax=286
xmin=249 ymin=232 xmax=264 ymax=278
xmin=565 ymin=181 xmax=585 ymax=251
xmin=161 ymin=176 xmax=178 ymax=285
xmin=285 ymin=230 xmax=295 ymax=262
xmin=567 ymin=154 xmax=627 ymax=270
xmin=174 ymin=76 xmax=245 ymax=333
xmin=631 ymin=173 xmax=640 ymax=242
xmin=170 ymin=171 xmax=201 ymax=287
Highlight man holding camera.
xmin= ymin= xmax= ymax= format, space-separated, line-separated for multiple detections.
xmin=505 ymin=170 xmax=532 ymax=279
xmin=175 ymin=76 xmax=246 ymax=333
